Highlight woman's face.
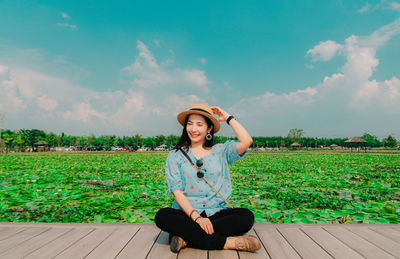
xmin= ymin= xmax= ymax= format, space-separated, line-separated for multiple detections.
xmin=186 ymin=114 xmax=212 ymax=145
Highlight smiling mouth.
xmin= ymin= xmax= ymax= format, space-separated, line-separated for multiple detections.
xmin=190 ymin=133 xmax=200 ymax=138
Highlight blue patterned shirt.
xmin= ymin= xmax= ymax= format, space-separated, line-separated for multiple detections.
xmin=165 ymin=140 xmax=246 ymax=216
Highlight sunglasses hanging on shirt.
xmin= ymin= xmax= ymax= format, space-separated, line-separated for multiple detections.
xmin=196 ymin=159 xmax=205 ymax=178
xmin=179 ymin=147 xmax=233 ymax=208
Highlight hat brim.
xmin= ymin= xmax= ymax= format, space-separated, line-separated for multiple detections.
xmin=177 ymin=110 xmax=220 ymax=133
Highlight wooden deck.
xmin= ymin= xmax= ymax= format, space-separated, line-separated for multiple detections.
xmin=0 ymin=222 xmax=399 ymax=258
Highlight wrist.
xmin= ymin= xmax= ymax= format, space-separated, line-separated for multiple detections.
xmin=189 ymin=209 xmax=199 ymax=220
xmin=226 ymin=115 xmax=235 ymax=125
xmin=194 ymin=216 xmax=202 ymax=222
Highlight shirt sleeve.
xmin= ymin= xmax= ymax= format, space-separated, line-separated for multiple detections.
xmin=223 ymin=140 xmax=246 ymax=165
xmin=165 ymin=151 xmax=184 ymax=193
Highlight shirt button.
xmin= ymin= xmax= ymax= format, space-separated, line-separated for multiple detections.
xmin=203 ymin=205 xmax=205 ymax=207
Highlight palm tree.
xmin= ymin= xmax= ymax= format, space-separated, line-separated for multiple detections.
xmin=134 ymin=134 xmax=143 ymax=147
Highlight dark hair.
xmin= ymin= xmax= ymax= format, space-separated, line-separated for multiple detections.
xmin=173 ymin=114 xmax=215 ymax=151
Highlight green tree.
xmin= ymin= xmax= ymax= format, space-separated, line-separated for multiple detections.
xmin=77 ymin=136 xmax=87 ymax=147
xmin=382 ymin=135 xmax=397 ymax=147
xmin=134 ymin=134 xmax=143 ymax=147
xmin=155 ymin=134 xmax=166 ymax=146
xmin=15 ymin=134 xmax=25 ymax=151
xmin=122 ymin=136 xmax=133 ymax=147
xmin=96 ymin=135 xmax=111 ymax=147
xmin=288 ymin=128 xmax=305 ymax=143
xmin=88 ymin=133 xmax=96 ymax=146
xmin=111 ymin=136 xmax=121 ymax=147
xmin=45 ymin=132 xmax=58 ymax=147
xmin=0 ymin=114 xmax=4 ymax=152
xmin=361 ymin=133 xmax=381 ymax=147
xmin=1 ymin=129 xmax=15 ymax=152
xmin=166 ymin=134 xmax=178 ymax=148
xmin=143 ymin=137 xmax=156 ymax=148
xmin=18 ymin=129 xmax=46 ymax=147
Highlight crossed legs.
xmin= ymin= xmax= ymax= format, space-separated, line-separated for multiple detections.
xmin=155 ymin=207 xmax=254 ymax=250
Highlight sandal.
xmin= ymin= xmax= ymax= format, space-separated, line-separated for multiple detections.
xmin=170 ymin=235 xmax=187 ymax=253
xmin=235 ymin=235 xmax=261 ymax=252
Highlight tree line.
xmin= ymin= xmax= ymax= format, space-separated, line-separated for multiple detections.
xmin=0 ymin=128 xmax=398 ymax=152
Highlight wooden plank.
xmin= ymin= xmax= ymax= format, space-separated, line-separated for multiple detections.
xmin=347 ymin=226 xmax=400 ymax=257
xmin=0 ymin=227 xmax=26 ymax=241
xmin=209 ymin=249 xmax=238 ymax=259
xmin=391 ymin=226 xmax=400 ymax=231
xmin=86 ymin=226 xmax=140 ymax=259
xmin=254 ymin=227 xmax=301 ymax=259
xmin=254 ymin=223 xmax=400 ymax=228
xmin=302 ymin=226 xmax=363 ymax=259
xmin=0 ymin=227 xmax=49 ymax=254
xmin=369 ymin=226 xmax=400 ymax=243
xmin=5 ymin=222 xmax=399 ymax=228
xmin=279 ymin=227 xmax=333 ymax=258
xmin=25 ymin=227 xmax=94 ymax=259
xmin=0 ymin=223 xmax=398 ymax=259
xmin=116 ymin=224 xmax=160 ymax=259
xmin=254 ymin=223 xmax=304 ymax=230
xmin=54 ymin=228 xmax=114 ymax=258
xmin=324 ymin=226 xmax=396 ymax=259
xmin=0 ymin=222 xmax=146 ymax=228
xmin=146 ymin=231 xmax=177 ymax=259
xmin=0 ymin=227 xmax=71 ymax=258
xmin=177 ymin=247 xmax=207 ymax=259
xmin=238 ymin=228 xmax=271 ymax=259
xmin=179 ymin=229 xmax=267 ymax=259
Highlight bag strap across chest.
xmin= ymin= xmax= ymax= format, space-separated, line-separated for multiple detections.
xmin=178 ymin=147 xmax=233 ymax=208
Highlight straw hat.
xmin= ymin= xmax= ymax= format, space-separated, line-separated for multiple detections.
xmin=177 ymin=104 xmax=220 ymax=133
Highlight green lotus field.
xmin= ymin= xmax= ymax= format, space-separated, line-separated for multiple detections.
xmin=0 ymin=151 xmax=399 ymax=224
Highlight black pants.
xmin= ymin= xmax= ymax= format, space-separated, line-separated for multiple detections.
xmin=155 ymin=207 xmax=254 ymax=250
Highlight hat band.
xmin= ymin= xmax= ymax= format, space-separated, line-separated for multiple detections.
xmin=190 ymin=108 xmax=211 ymax=115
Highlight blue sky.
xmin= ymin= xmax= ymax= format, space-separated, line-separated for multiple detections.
xmin=0 ymin=0 xmax=399 ymax=138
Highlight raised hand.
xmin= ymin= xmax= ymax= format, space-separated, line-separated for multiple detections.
xmin=210 ymin=106 xmax=230 ymax=122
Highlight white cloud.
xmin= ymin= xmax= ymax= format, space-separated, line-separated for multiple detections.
xmin=224 ymin=81 xmax=232 ymax=90
xmin=307 ymin=40 xmax=344 ymax=61
xmin=122 ymin=40 xmax=159 ymax=75
xmin=61 ymin=12 xmax=70 ymax=19
xmin=305 ymin=64 xmax=314 ymax=70
xmin=121 ymin=40 xmax=209 ymax=93
xmin=154 ymin=40 xmax=160 ymax=47
xmin=2 ymin=20 xmax=399 ymax=137
xmin=0 ymin=65 xmax=10 ymax=81
xmin=183 ymin=69 xmax=208 ymax=86
xmin=358 ymin=1 xmax=400 ymax=13
xmin=37 ymin=95 xmax=58 ymax=111
xmin=358 ymin=3 xmax=371 ymax=13
xmin=231 ymin=18 xmax=400 ymax=136
xmin=62 ymin=103 xmax=108 ymax=124
xmin=391 ymin=2 xmax=400 ymax=10
xmin=113 ymin=91 xmax=146 ymax=121
xmin=0 ymin=41 xmax=211 ymax=135
xmin=357 ymin=18 xmax=400 ymax=48
xmin=0 ymin=66 xmax=26 ymax=111
xmin=57 ymin=23 xmax=77 ymax=30
xmin=200 ymin=57 xmax=207 ymax=64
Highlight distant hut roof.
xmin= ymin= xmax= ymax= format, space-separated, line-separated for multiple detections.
xmin=290 ymin=142 xmax=301 ymax=147
xmin=34 ymin=141 xmax=48 ymax=145
xmin=345 ymin=137 xmax=367 ymax=143
xmin=330 ymin=144 xmax=339 ymax=147
xmin=159 ymin=144 xmax=168 ymax=147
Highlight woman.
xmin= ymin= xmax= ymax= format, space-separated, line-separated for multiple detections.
xmin=155 ymin=104 xmax=261 ymax=253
